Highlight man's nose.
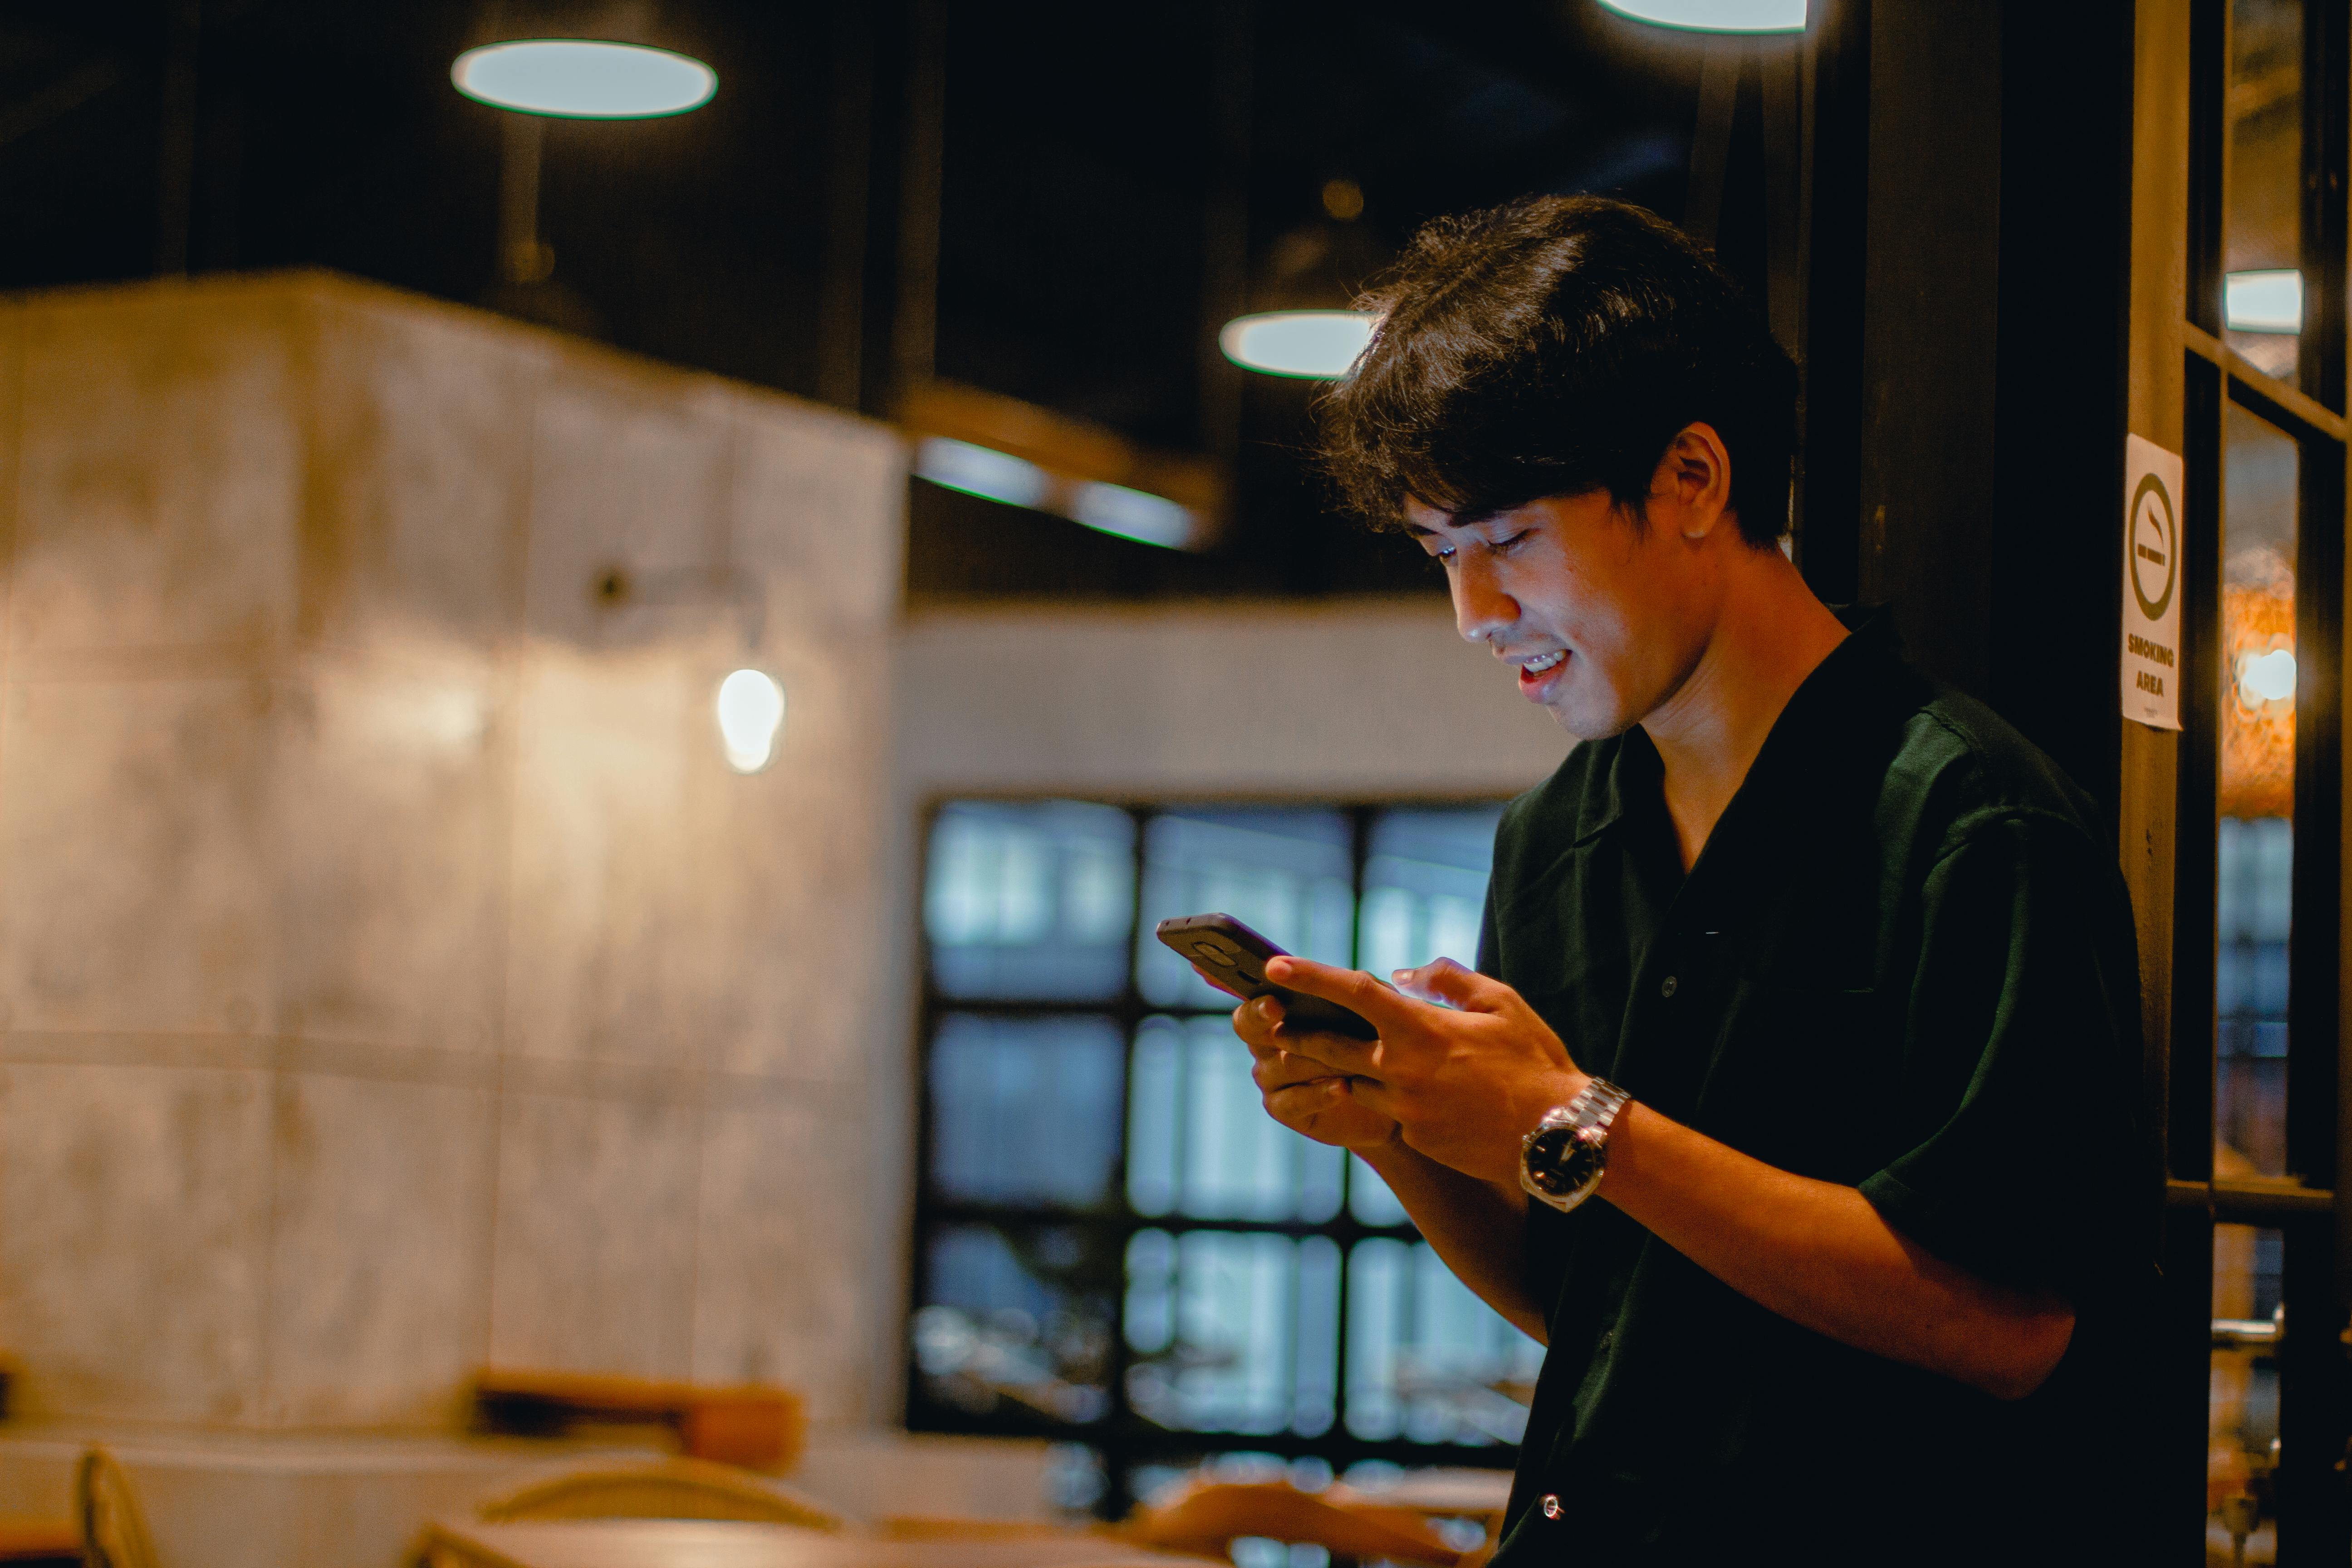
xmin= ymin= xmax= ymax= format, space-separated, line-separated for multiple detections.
xmin=1452 ymin=557 xmax=1517 ymax=645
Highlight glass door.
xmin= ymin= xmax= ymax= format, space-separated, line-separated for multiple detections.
xmin=2168 ymin=3 xmax=2348 ymax=1559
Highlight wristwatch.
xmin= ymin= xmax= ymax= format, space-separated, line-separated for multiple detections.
xmin=1519 ymin=1078 xmax=1632 ymax=1214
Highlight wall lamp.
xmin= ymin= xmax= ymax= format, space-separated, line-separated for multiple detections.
xmin=590 ymin=565 xmax=784 ymax=775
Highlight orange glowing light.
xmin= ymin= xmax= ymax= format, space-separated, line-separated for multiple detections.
xmin=2220 ymin=551 xmax=2294 ymax=820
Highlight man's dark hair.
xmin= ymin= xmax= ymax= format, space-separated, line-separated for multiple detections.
xmin=1319 ymin=195 xmax=1797 ymax=547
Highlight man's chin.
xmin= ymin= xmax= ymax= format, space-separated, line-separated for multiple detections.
xmin=1544 ymin=697 xmax=1639 ymax=742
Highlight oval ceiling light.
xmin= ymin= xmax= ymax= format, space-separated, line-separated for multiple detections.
xmin=1599 ymin=0 xmax=1806 ymax=31
xmin=452 ymin=39 xmax=717 ymax=119
xmin=1219 ymin=310 xmax=1378 ymax=379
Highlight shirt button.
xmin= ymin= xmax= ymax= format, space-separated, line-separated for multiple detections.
xmin=1540 ymin=1494 xmax=1564 ymax=1520
xmin=1660 ymin=975 xmax=1678 ymax=998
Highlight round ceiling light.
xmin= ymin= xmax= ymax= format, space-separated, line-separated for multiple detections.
xmin=452 ymin=39 xmax=717 ymax=119
xmin=1219 ymin=310 xmax=1378 ymax=379
xmin=1598 ymin=0 xmax=1806 ymax=31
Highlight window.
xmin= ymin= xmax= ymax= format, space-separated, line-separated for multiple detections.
xmin=2176 ymin=3 xmax=2348 ymax=1553
xmin=908 ymin=799 xmax=1530 ymax=1510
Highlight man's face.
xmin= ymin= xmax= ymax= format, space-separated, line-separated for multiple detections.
xmin=1406 ymin=490 xmax=1716 ymax=740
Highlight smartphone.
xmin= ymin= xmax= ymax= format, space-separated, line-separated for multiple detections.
xmin=1153 ymin=913 xmax=1381 ymax=1040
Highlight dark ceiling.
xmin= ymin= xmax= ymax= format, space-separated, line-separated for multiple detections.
xmin=0 ymin=0 xmax=1731 ymax=600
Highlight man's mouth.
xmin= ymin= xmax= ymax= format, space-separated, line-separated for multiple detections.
xmin=1517 ymin=649 xmax=1567 ymax=696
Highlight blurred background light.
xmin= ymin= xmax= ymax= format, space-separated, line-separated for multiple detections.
xmin=2239 ymin=647 xmax=2298 ymax=706
xmin=1598 ymin=0 xmax=1807 ymax=31
xmin=2225 ymin=269 xmax=2303 ymax=333
xmin=452 ymin=40 xmax=717 ymax=118
xmin=1070 ymin=482 xmax=1197 ymax=550
xmin=716 ymin=668 xmax=786 ymax=773
xmin=1219 ymin=311 xmax=1378 ymax=379
xmin=912 ymin=436 xmax=1200 ymax=551
xmin=914 ymin=437 xmax=1051 ymax=510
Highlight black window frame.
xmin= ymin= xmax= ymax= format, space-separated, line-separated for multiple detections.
xmin=904 ymin=794 xmax=1526 ymax=1515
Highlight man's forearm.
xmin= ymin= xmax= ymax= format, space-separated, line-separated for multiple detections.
xmin=1598 ymin=1102 xmax=2075 ymax=1399
xmin=1359 ymin=1138 xmax=1549 ymax=1343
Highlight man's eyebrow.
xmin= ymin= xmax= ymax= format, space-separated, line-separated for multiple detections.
xmin=1402 ymin=506 xmax=1506 ymax=538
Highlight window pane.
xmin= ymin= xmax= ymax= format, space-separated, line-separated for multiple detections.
xmin=914 ymin=1223 xmax=1114 ymax=1424
xmin=929 ymin=1014 xmax=1124 ymax=1207
xmin=1358 ymin=807 xmax=1503 ymax=977
xmin=2224 ymin=0 xmax=2304 ymax=381
xmin=1126 ymin=1015 xmax=1344 ymax=1222
xmin=1124 ymin=1228 xmax=1341 ymax=1437
xmin=2210 ymin=1224 xmax=2283 ymax=1558
xmin=2218 ymin=403 xmax=2296 ymax=1179
xmin=927 ymin=801 xmax=1136 ymax=1000
xmin=1348 ymin=1155 xmax=1411 ymax=1229
xmin=1344 ymin=1240 xmax=1543 ymax=1446
xmin=1136 ymin=810 xmax=1354 ymax=1008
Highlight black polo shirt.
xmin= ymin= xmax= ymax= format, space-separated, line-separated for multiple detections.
xmin=1481 ymin=615 xmax=2159 ymax=1566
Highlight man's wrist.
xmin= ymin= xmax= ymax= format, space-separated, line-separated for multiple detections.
xmin=1517 ymin=1072 xmax=1631 ymax=1211
xmin=1529 ymin=1070 xmax=1593 ymax=1131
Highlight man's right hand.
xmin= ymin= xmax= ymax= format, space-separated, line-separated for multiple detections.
xmin=1231 ymin=994 xmax=1401 ymax=1152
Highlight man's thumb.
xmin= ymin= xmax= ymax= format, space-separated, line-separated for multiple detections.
xmin=1392 ymin=956 xmax=1488 ymax=1009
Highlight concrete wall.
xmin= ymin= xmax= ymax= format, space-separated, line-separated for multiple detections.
xmin=0 ymin=273 xmax=906 ymax=1431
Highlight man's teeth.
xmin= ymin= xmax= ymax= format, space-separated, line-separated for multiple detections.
xmin=1524 ymin=651 xmax=1565 ymax=674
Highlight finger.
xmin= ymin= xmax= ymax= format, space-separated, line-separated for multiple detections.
xmin=1333 ymin=1073 xmax=1401 ymax=1122
xmin=1255 ymin=1049 xmax=1350 ymax=1093
xmin=1391 ymin=956 xmax=1509 ymax=1013
xmin=1267 ymin=1017 xmax=1381 ymax=1078
xmin=1189 ymin=961 xmax=1248 ymax=1001
xmin=1230 ymin=995 xmax=1286 ymax=1054
xmin=1263 ymin=955 xmax=1419 ymax=1034
xmin=1264 ymin=1078 xmax=1359 ymax=1124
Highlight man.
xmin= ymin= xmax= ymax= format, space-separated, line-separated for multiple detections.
xmin=1214 ymin=198 xmax=2157 ymax=1561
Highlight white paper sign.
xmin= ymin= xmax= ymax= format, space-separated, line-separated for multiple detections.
xmin=2121 ymin=433 xmax=2185 ymax=730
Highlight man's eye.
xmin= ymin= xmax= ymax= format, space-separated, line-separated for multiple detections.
xmin=1490 ymin=530 xmax=1532 ymax=553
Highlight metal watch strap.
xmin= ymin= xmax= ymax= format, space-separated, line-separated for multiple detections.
xmin=1519 ymin=1077 xmax=1632 ymax=1214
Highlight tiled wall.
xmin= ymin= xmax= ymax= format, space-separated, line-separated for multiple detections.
xmin=0 ymin=273 xmax=906 ymax=1430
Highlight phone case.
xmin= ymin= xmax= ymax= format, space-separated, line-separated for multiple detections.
xmin=1153 ymin=913 xmax=1380 ymax=1039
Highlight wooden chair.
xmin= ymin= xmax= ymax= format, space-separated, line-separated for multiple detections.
xmin=74 ymin=1449 xmax=159 ymax=1568
xmin=1120 ymin=1480 xmax=1463 ymax=1568
xmin=474 ymin=1455 xmax=845 ymax=1529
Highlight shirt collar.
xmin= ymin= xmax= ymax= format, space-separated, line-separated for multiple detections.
xmin=1575 ymin=603 xmax=1908 ymax=849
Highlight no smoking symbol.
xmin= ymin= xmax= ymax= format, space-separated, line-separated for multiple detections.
xmin=2131 ymin=472 xmax=2176 ymax=621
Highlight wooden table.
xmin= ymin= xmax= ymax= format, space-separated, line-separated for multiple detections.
xmin=422 ymin=1519 xmax=1215 ymax=1568
xmin=1327 ymin=1468 xmax=1513 ymax=1522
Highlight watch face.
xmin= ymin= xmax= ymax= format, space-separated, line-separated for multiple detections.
xmin=1524 ymin=1124 xmax=1599 ymax=1200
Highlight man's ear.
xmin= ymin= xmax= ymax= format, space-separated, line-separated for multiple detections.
xmin=1656 ymin=422 xmax=1734 ymax=539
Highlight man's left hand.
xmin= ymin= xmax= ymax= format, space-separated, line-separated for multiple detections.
xmin=1249 ymin=955 xmax=1587 ymax=1187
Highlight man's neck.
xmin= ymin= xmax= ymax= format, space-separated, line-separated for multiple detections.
xmin=1638 ymin=555 xmax=1852 ymax=872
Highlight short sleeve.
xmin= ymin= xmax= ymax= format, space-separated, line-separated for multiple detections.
xmin=1855 ymin=813 xmax=2153 ymax=1303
